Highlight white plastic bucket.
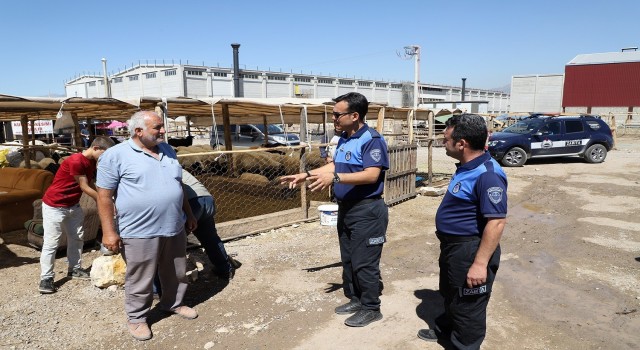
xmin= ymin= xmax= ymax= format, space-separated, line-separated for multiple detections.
xmin=318 ymin=204 xmax=339 ymax=226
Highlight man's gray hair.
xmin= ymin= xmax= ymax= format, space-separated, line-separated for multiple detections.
xmin=127 ymin=110 xmax=157 ymax=135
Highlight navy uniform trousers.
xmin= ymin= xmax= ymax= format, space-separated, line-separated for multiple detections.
xmin=437 ymin=233 xmax=501 ymax=350
xmin=337 ymin=198 xmax=388 ymax=311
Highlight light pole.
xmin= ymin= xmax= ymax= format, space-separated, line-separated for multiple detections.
xmin=403 ymin=45 xmax=420 ymax=110
xmin=399 ymin=45 xmax=421 ymax=145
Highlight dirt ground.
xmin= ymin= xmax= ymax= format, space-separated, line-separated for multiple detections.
xmin=1 ymin=137 xmax=639 ymax=350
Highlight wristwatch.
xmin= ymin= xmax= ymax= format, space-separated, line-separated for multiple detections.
xmin=333 ymin=172 xmax=341 ymax=183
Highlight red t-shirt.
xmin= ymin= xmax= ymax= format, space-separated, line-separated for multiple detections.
xmin=42 ymin=153 xmax=96 ymax=207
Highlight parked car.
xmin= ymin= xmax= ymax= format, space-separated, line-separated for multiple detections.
xmin=488 ymin=115 xmax=614 ymax=167
xmin=210 ymin=123 xmax=300 ymax=148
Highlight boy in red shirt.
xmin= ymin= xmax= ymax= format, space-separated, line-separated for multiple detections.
xmin=39 ymin=136 xmax=115 ymax=294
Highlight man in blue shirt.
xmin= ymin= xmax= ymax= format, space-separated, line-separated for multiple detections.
xmin=97 ymin=110 xmax=197 ymax=341
xmin=281 ymin=92 xmax=389 ymax=327
xmin=418 ymin=114 xmax=508 ymax=349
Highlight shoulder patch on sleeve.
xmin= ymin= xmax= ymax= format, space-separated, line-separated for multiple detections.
xmin=487 ymin=187 xmax=504 ymax=204
xmin=370 ymin=149 xmax=382 ymax=162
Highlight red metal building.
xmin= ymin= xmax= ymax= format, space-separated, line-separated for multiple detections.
xmin=563 ymin=51 xmax=640 ymax=109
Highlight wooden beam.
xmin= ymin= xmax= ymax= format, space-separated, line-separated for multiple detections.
xmin=71 ymin=113 xmax=82 ymax=147
xmin=376 ymin=107 xmax=385 ymax=133
xmin=427 ymin=111 xmax=434 ymax=185
xmin=407 ymin=110 xmax=414 ymax=144
xmin=262 ymin=115 xmax=269 ymax=147
xmin=20 ymin=115 xmax=31 ymax=168
xmin=222 ymin=104 xmax=232 ymax=151
xmin=299 ymin=107 xmax=309 ymax=219
xmin=30 ymin=120 xmax=36 ymax=145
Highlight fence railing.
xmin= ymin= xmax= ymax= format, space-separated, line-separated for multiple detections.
xmin=384 ymin=144 xmax=418 ymax=206
xmin=176 ymin=142 xmax=419 ymax=239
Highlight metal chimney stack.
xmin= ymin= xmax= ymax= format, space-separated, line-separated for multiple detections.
xmin=231 ymin=43 xmax=241 ymax=97
xmin=461 ymin=78 xmax=467 ymax=101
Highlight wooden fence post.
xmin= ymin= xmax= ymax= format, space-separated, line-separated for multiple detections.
xmin=20 ymin=115 xmax=31 ymax=169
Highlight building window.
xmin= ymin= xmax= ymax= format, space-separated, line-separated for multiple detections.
xmin=268 ymin=75 xmax=286 ymax=81
xmin=358 ymin=81 xmax=371 ymax=87
xmin=88 ymin=81 xmax=96 ymax=87
xmin=318 ymin=78 xmax=333 ymax=84
xmin=128 ymin=75 xmax=139 ymax=81
xmin=242 ymin=74 xmax=259 ymax=79
xmin=375 ymin=82 xmax=388 ymax=88
xmin=145 ymin=72 xmax=156 ymax=79
xmin=425 ymin=87 xmax=443 ymax=92
xmin=112 ymin=77 xmax=123 ymax=83
xmin=164 ymin=69 xmax=177 ymax=76
xmin=339 ymin=79 xmax=353 ymax=85
xmin=390 ymin=83 xmax=402 ymax=89
xmin=187 ymin=70 xmax=203 ymax=76
xmin=294 ymin=77 xmax=311 ymax=83
xmin=213 ymin=71 xmax=228 ymax=77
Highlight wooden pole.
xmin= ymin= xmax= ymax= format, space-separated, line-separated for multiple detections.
xmin=155 ymin=102 xmax=167 ymax=143
xmin=20 ymin=115 xmax=31 ymax=169
xmin=262 ymin=115 xmax=269 ymax=147
xmin=30 ymin=120 xmax=36 ymax=145
xmin=222 ymin=104 xmax=232 ymax=151
xmin=221 ymin=103 xmax=236 ymax=178
xmin=71 ymin=113 xmax=82 ymax=147
xmin=299 ymin=107 xmax=309 ymax=219
xmin=407 ymin=110 xmax=414 ymax=144
xmin=610 ymin=112 xmax=618 ymax=149
xmin=87 ymin=117 xmax=95 ymax=144
xmin=376 ymin=107 xmax=385 ymax=133
xmin=427 ymin=111 xmax=434 ymax=185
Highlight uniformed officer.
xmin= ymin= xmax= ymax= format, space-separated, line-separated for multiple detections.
xmin=417 ymin=114 xmax=508 ymax=349
xmin=280 ymin=92 xmax=389 ymax=327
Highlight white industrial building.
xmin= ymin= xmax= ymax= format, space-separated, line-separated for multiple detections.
xmin=65 ymin=63 xmax=510 ymax=114
xmin=509 ymin=74 xmax=565 ymax=113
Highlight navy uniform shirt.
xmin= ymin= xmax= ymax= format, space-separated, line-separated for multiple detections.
xmin=333 ymin=124 xmax=389 ymax=201
xmin=436 ymin=152 xmax=508 ymax=236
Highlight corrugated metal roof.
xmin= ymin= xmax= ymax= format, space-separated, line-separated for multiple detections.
xmin=567 ymin=51 xmax=640 ymax=65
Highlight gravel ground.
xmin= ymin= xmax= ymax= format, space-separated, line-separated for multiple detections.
xmin=1 ymin=137 xmax=639 ymax=349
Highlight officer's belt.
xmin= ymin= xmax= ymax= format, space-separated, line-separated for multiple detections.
xmin=436 ymin=231 xmax=481 ymax=243
xmin=336 ymin=196 xmax=382 ymax=207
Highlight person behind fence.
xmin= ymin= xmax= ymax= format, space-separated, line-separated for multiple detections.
xmin=320 ymin=127 xmax=341 ymax=164
xmin=417 ymin=114 xmax=508 ymax=349
xmin=38 ymin=136 xmax=115 ymax=294
xmin=280 ymin=92 xmax=389 ymax=328
xmin=96 ymin=110 xmax=198 ymax=341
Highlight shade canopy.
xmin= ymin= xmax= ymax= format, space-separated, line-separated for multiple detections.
xmin=0 ymin=94 xmax=434 ymax=126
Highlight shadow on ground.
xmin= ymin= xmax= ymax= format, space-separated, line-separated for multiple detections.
xmin=415 ymin=288 xmax=455 ymax=349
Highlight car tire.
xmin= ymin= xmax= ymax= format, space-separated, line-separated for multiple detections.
xmin=584 ymin=144 xmax=607 ymax=163
xmin=501 ymin=147 xmax=527 ymax=167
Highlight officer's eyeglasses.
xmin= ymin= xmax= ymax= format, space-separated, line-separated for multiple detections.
xmin=332 ymin=111 xmax=353 ymax=119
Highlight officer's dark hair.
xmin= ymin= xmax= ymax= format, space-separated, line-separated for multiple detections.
xmin=333 ymin=92 xmax=368 ymax=121
xmin=445 ymin=113 xmax=488 ymax=151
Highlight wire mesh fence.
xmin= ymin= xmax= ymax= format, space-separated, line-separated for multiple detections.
xmin=176 ymin=145 xmax=332 ymax=225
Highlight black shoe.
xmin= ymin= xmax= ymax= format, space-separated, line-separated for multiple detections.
xmin=213 ymin=268 xmax=235 ymax=280
xmin=335 ymin=299 xmax=362 ymax=315
xmin=228 ymin=256 xmax=242 ymax=269
xmin=344 ymin=309 xmax=382 ymax=327
xmin=67 ymin=268 xmax=91 ymax=280
xmin=417 ymin=329 xmax=438 ymax=342
xmin=39 ymin=278 xmax=57 ymax=294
